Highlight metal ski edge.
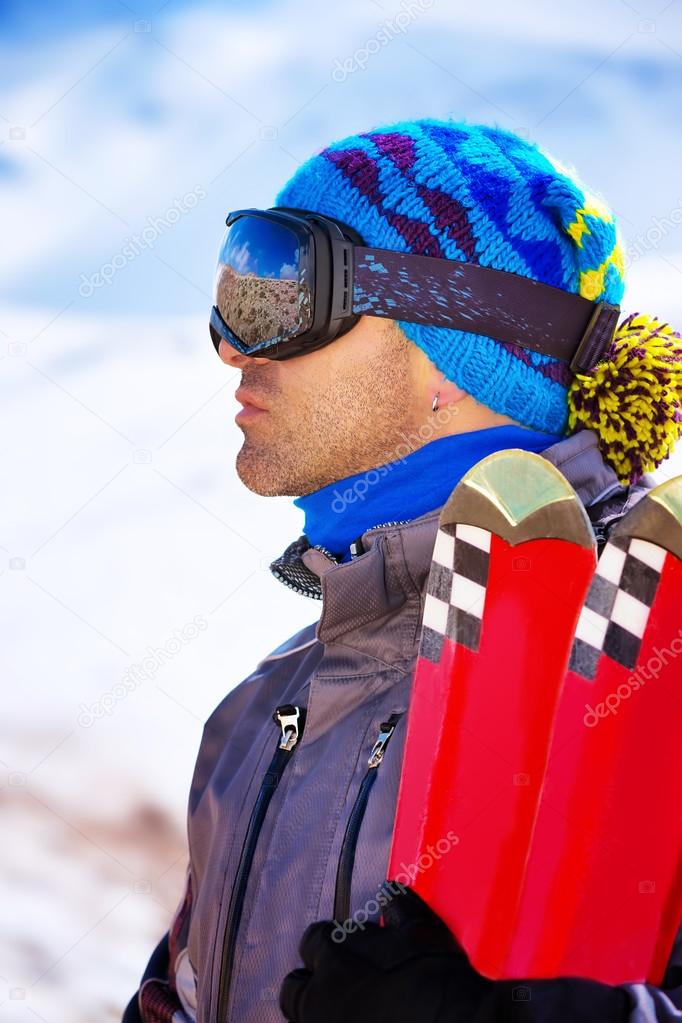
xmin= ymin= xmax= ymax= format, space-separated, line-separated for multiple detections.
xmin=611 ymin=475 xmax=682 ymax=560
xmin=439 ymin=449 xmax=595 ymax=550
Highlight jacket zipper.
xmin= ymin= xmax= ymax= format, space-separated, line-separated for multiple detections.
xmin=349 ymin=520 xmax=412 ymax=559
xmin=215 ymin=704 xmax=305 ymax=1022
xmin=333 ymin=714 xmax=402 ymax=922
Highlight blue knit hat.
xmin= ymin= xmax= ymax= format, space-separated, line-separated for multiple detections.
xmin=275 ymin=118 xmax=627 ymax=435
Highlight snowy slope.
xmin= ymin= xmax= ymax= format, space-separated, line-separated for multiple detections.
xmin=2 ymin=1 xmax=682 ymax=1019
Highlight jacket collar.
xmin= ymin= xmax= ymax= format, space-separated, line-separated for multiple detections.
xmin=268 ymin=431 xmax=635 ymax=661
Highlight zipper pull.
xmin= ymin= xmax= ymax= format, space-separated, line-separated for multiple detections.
xmin=367 ymin=714 xmax=400 ymax=768
xmin=273 ymin=704 xmax=303 ymax=751
xmin=349 ymin=536 xmax=364 ymax=559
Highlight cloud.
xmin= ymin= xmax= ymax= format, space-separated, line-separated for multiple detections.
xmin=1 ymin=0 xmax=682 ymax=316
xmin=230 ymin=240 xmax=253 ymax=275
xmin=278 ymin=260 xmax=298 ymax=280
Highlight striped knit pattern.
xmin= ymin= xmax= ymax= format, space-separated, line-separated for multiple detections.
xmin=275 ymin=118 xmax=626 ymax=434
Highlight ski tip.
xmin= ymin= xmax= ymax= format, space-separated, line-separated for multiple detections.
xmin=611 ymin=474 xmax=682 ymax=561
xmin=569 ymin=474 xmax=682 ymax=681
xmin=441 ymin=449 xmax=595 ymax=549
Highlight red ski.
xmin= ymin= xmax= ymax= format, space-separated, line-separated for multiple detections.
xmin=388 ymin=450 xmax=597 ymax=976
xmin=388 ymin=454 xmax=682 ymax=985
xmin=503 ymin=475 xmax=682 ymax=985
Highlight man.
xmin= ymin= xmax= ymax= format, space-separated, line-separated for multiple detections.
xmin=121 ymin=118 xmax=682 ymax=1022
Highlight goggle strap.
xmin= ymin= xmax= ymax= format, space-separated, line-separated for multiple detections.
xmin=352 ymin=246 xmax=620 ymax=373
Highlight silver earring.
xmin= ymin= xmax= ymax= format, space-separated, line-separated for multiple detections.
xmin=432 ymin=392 xmax=440 ymax=413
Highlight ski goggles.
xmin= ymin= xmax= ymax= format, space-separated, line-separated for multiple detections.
xmin=210 ymin=206 xmax=621 ymax=372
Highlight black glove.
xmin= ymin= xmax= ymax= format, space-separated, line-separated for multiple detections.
xmin=279 ymin=886 xmax=632 ymax=1023
xmin=280 ymin=884 xmax=486 ymax=1023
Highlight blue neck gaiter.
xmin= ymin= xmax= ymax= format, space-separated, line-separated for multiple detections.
xmin=294 ymin=426 xmax=562 ymax=562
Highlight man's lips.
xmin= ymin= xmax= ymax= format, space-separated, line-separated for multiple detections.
xmin=235 ymin=389 xmax=268 ymax=410
xmin=235 ymin=389 xmax=269 ymax=419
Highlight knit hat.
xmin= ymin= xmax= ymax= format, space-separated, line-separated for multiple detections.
xmin=275 ymin=117 xmax=682 ymax=484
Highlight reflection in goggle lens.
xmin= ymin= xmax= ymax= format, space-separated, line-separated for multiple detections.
xmin=214 ymin=217 xmax=310 ymax=349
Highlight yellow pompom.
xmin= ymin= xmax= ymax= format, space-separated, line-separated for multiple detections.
xmin=568 ymin=312 xmax=682 ymax=485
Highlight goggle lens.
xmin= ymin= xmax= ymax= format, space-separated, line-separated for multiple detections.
xmin=213 ymin=215 xmax=311 ymax=350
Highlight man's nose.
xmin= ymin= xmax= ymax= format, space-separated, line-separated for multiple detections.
xmin=218 ymin=339 xmax=270 ymax=368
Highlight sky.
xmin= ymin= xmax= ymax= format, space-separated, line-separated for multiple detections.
xmin=2 ymin=1 xmax=682 ymax=1020
xmin=219 ymin=215 xmax=301 ymax=279
xmin=1 ymin=0 xmax=682 ymax=317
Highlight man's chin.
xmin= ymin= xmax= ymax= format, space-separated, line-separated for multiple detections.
xmin=235 ymin=447 xmax=286 ymax=496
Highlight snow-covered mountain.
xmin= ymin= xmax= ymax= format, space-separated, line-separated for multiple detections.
xmin=2 ymin=1 xmax=681 ymax=1019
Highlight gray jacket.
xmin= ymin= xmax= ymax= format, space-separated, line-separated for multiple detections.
xmin=122 ymin=431 xmax=682 ymax=1023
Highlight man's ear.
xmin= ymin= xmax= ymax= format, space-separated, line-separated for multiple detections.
xmin=433 ymin=376 xmax=468 ymax=408
xmin=402 ymin=332 xmax=469 ymax=412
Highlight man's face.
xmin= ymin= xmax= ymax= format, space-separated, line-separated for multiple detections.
xmin=218 ymin=317 xmax=433 ymax=497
